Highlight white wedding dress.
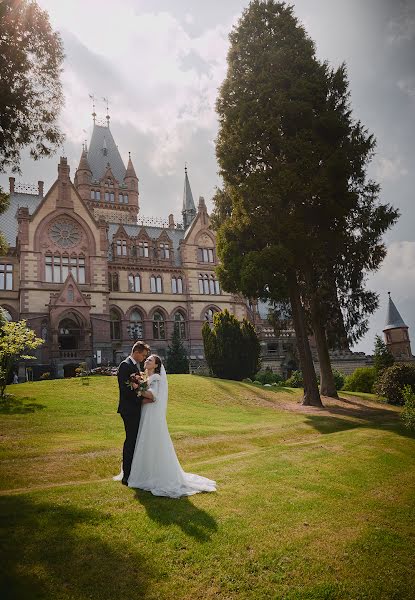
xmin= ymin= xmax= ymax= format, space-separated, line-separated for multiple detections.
xmin=127 ymin=366 xmax=216 ymax=498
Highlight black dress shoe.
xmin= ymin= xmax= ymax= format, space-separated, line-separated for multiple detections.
xmin=121 ymin=478 xmax=129 ymax=486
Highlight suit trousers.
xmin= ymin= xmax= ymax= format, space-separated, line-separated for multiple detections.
xmin=120 ymin=412 xmax=141 ymax=481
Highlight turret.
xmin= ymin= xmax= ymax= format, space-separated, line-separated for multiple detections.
xmin=383 ymin=293 xmax=413 ymax=360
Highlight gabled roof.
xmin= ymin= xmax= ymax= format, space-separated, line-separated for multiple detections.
xmin=1 ymin=192 xmax=42 ymax=246
xmin=384 ymin=293 xmax=408 ymax=331
xmin=87 ymin=124 xmax=126 ymax=183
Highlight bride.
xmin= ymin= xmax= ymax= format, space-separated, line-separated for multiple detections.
xmin=127 ymin=354 xmax=216 ymax=498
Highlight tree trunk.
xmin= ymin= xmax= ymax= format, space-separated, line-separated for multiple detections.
xmin=287 ymin=271 xmax=323 ymax=407
xmin=310 ymin=296 xmax=339 ymax=399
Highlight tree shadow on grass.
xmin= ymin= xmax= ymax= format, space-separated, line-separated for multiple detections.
xmin=134 ymin=490 xmax=217 ymax=542
xmin=0 ymin=395 xmax=45 ymax=415
xmin=210 ymin=379 xmax=297 ymax=402
xmin=303 ymin=398 xmax=415 ymax=441
xmin=0 ymin=495 xmax=154 ymax=600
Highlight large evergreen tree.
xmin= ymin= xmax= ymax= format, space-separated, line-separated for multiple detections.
xmin=0 ymin=0 xmax=64 ymax=174
xmin=213 ymin=1 xmax=398 ymax=405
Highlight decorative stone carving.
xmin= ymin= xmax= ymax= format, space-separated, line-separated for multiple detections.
xmin=49 ymin=219 xmax=82 ymax=248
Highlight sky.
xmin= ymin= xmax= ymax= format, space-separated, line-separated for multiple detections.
xmin=1 ymin=0 xmax=414 ymax=354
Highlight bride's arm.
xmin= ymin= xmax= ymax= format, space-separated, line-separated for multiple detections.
xmin=141 ymin=376 xmax=160 ymax=403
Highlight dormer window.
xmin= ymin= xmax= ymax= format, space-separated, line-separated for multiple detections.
xmin=116 ymin=240 xmax=127 ymax=256
xmin=159 ymin=243 xmax=170 ymax=259
xmin=138 ymin=241 xmax=149 ymax=258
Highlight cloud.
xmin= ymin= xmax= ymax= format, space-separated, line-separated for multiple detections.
xmin=373 ymin=154 xmax=408 ymax=182
xmin=397 ymin=77 xmax=415 ymax=100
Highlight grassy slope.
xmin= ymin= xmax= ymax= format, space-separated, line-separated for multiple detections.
xmin=0 ymin=376 xmax=414 ymax=600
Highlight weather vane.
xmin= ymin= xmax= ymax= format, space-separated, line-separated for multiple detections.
xmin=103 ymin=96 xmax=110 ymax=127
xmin=89 ymin=93 xmax=96 ymax=124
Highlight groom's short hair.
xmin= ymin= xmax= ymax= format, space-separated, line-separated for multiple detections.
xmin=132 ymin=341 xmax=150 ymax=355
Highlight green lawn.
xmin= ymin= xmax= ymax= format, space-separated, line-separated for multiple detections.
xmin=1 ymin=375 xmax=414 ymax=600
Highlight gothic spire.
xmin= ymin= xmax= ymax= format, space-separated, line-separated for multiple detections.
xmin=124 ymin=152 xmax=138 ymax=180
xmin=182 ymin=165 xmax=196 ymax=228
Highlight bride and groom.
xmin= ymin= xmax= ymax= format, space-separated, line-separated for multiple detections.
xmin=115 ymin=341 xmax=216 ymax=498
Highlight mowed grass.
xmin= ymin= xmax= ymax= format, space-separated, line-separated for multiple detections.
xmin=0 ymin=376 xmax=414 ymax=600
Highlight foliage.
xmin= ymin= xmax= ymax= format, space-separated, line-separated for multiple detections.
xmin=202 ymin=310 xmax=260 ymax=380
xmin=374 ymin=363 xmax=415 ymax=406
xmin=0 ymin=319 xmax=43 ymax=399
xmin=343 ymin=367 xmax=376 ymax=394
xmin=40 ymin=372 xmax=50 ymax=380
xmin=0 ymin=0 xmax=64 ymax=174
xmin=285 ymin=370 xmax=304 ymax=388
xmin=401 ymin=385 xmax=415 ymax=431
xmin=332 ymin=369 xmax=346 ymax=391
xmin=254 ymin=369 xmax=282 ymax=385
xmin=373 ymin=334 xmax=394 ymax=377
xmin=165 ymin=325 xmax=189 ymax=374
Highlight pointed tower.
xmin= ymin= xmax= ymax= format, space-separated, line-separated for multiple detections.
xmin=182 ymin=165 xmax=196 ymax=229
xmin=383 ymin=293 xmax=412 ymax=360
xmin=74 ymin=147 xmax=92 ymax=200
xmin=73 ymin=121 xmax=139 ymax=224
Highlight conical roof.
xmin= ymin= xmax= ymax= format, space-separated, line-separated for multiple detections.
xmin=77 ymin=148 xmax=91 ymax=172
xmin=182 ymin=166 xmax=195 ymax=212
xmin=384 ymin=293 xmax=408 ymax=331
xmin=125 ymin=154 xmax=137 ymax=179
xmin=87 ymin=124 xmax=126 ymax=183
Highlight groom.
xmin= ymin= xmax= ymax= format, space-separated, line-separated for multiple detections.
xmin=117 ymin=340 xmax=150 ymax=485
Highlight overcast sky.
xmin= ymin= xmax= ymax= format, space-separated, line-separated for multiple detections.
xmin=1 ymin=0 xmax=414 ymax=354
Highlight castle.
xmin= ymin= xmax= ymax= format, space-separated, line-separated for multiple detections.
xmin=0 ymin=120 xmax=250 ymax=378
xmin=0 ymin=120 xmax=412 ymax=379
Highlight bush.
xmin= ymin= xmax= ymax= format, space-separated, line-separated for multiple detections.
xmin=374 ymin=363 xmax=415 ymax=405
xmin=40 ymin=372 xmax=51 ymax=380
xmin=401 ymin=385 xmax=415 ymax=431
xmin=332 ymin=369 xmax=345 ymax=391
xmin=253 ymin=380 xmax=262 ymax=385
xmin=285 ymin=370 xmax=303 ymax=388
xmin=242 ymin=377 xmax=252 ymax=383
xmin=254 ymin=368 xmax=282 ymax=385
xmin=343 ymin=367 xmax=376 ymax=393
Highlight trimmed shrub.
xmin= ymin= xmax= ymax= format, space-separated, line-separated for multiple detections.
xmin=343 ymin=367 xmax=376 ymax=393
xmin=285 ymin=370 xmax=303 ymax=388
xmin=374 ymin=363 xmax=415 ymax=405
xmin=401 ymin=385 xmax=415 ymax=431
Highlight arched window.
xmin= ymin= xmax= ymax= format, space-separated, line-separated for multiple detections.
xmin=90 ymin=190 xmax=95 ymax=200
xmin=95 ymin=190 xmax=100 ymax=200
xmin=153 ymin=311 xmax=165 ymax=340
xmin=128 ymin=310 xmax=143 ymax=340
xmin=41 ymin=319 xmax=48 ymax=341
xmin=128 ymin=274 xmax=141 ymax=292
xmin=150 ymin=275 xmax=162 ymax=293
xmin=205 ymin=308 xmax=218 ymax=324
xmin=68 ymin=285 xmax=74 ymax=302
xmin=1 ymin=307 xmax=13 ymax=321
xmin=174 ymin=311 xmax=186 ymax=339
xmin=116 ymin=240 xmax=127 ymax=256
xmin=110 ymin=309 xmax=121 ymax=340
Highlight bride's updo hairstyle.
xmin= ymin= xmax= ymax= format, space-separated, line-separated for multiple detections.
xmin=152 ymin=354 xmax=162 ymax=375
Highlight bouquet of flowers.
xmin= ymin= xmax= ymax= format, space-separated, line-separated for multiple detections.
xmin=125 ymin=372 xmax=148 ymax=396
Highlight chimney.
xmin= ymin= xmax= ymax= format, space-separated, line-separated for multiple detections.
xmin=56 ymin=157 xmax=73 ymax=208
xmin=168 ymin=214 xmax=175 ymax=229
xmin=9 ymin=177 xmax=15 ymax=194
xmin=38 ymin=181 xmax=44 ymax=198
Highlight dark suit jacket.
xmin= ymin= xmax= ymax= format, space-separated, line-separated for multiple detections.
xmin=117 ymin=357 xmax=142 ymax=416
